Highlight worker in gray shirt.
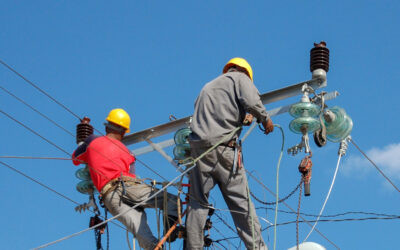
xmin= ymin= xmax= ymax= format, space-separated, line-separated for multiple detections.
xmin=186 ymin=57 xmax=274 ymax=249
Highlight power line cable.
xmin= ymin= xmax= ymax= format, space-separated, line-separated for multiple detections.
xmin=34 ymin=160 xmax=200 ymax=249
xmin=254 ymin=207 xmax=398 ymax=219
xmin=0 ymin=109 xmax=71 ymax=156
xmin=0 ymin=160 xmax=126 ymax=231
xmin=350 ymin=138 xmax=400 ymax=193
xmin=263 ymin=216 xmax=400 ymax=230
xmin=0 ymin=160 xmax=78 ymax=205
xmin=0 ymin=156 xmax=74 ymax=161
xmin=250 ymin=179 xmax=302 ymax=205
xmin=0 ymin=59 xmax=82 ymax=120
xmin=0 ymin=85 xmax=75 ymax=136
xmin=214 ymin=216 xmax=400 ymax=243
xmin=246 ymin=170 xmax=340 ymax=249
xmin=212 ymin=226 xmax=236 ymax=250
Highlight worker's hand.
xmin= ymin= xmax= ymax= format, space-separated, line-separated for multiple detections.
xmin=243 ymin=114 xmax=254 ymax=126
xmin=262 ymin=118 xmax=274 ymax=135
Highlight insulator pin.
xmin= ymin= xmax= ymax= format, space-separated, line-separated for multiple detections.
xmin=310 ymin=41 xmax=330 ymax=72
xmin=76 ymin=117 xmax=94 ymax=144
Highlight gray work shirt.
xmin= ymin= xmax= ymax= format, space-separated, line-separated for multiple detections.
xmin=189 ymin=71 xmax=269 ymax=147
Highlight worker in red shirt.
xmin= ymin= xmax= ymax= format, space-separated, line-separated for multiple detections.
xmin=73 ymin=108 xmax=179 ymax=249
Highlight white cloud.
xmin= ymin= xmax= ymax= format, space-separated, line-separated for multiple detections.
xmin=342 ymin=142 xmax=400 ymax=182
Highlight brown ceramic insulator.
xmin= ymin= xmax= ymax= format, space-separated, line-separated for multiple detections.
xmin=76 ymin=117 xmax=94 ymax=144
xmin=310 ymin=41 xmax=330 ymax=72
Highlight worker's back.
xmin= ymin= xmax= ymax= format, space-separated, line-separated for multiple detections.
xmin=72 ymin=135 xmax=135 ymax=191
xmin=190 ymin=71 xmax=267 ymax=146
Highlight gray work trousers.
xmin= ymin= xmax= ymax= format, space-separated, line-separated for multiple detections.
xmin=186 ymin=145 xmax=267 ymax=250
xmin=102 ymin=181 xmax=178 ymax=250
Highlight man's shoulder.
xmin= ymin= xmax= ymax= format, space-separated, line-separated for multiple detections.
xmin=85 ymin=134 xmax=101 ymax=144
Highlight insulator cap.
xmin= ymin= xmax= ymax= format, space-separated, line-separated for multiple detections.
xmin=76 ymin=117 xmax=94 ymax=144
xmin=310 ymin=41 xmax=330 ymax=72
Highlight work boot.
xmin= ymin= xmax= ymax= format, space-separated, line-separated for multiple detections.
xmin=164 ymin=216 xmax=178 ymax=243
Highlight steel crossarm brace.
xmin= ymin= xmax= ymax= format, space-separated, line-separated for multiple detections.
xmin=122 ymin=78 xmax=328 ymax=146
xmin=132 ymin=139 xmax=175 ymax=156
xmin=127 ymin=91 xmax=338 ymax=155
xmin=144 ymin=138 xmax=184 ymax=173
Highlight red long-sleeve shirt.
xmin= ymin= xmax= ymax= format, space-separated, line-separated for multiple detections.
xmin=72 ymin=135 xmax=136 ymax=192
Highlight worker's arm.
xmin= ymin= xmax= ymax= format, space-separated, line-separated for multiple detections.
xmin=72 ymin=135 xmax=99 ymax=165
xmin=128 ymin=153 xmax=136 ymax=175
xmin=235 ymin=74 xmax=273 ymax=134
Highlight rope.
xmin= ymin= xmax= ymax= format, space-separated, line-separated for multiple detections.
xmin=303 ymin=153 xmax=342 ymax=242
xmin=350 ymin=138 xmax=400 ymax=193
xmin=0 ymin=59 xmax=82 ymax=120
xmin=126 ymin=230 xmax=132 ymax=250
xmin=33 ymin=127 xmax=242 ymax=249
xmin=296 ymin=180 xmax=303 ymax=250
xmin=246 ymin=185 xmax=255 ymax=250
xmin=271 ymin=124 xmax=284 ymax=250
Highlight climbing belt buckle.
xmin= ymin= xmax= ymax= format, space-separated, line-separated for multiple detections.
xmin=298 ymin=155 xmax=313 ymax=196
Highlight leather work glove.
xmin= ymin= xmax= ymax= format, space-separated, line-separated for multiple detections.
xmin=243 ymin=114 xmax=254 ymax=126
xmin=262 ymin=118 xmax=274 ymax=135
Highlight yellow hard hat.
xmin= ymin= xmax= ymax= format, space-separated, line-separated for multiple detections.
xmin=223 ymin=57 xmax=253 ymax=81
xmin=106 ymin=108 xmax=131 ymax=133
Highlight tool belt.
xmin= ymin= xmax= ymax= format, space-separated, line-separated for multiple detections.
xmin=100 ymin=176 xmax=141 ymax=197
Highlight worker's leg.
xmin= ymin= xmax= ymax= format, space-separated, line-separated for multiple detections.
xmin=215 ymin=146 xmax=268 ymax=250
xmin=122 ymin=182 xmax=179 ymax=218
xmin=122 ymin=181 xmax=180 ymax=243
xmin=186 ymin=146 xmax=218 ymax=250
xmin=102 ymin=188 xmax=157 ymax=250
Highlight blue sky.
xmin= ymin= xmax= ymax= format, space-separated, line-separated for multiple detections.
xmin=1 ymin=1 xmax=399 ymax=249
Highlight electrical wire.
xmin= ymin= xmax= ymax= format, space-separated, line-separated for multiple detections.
xmin=214 ymin=216 xmax=400 ymax=243
xmin=271 ymin=124 xmax=284 ymax=250
xmin=212 ymin=226 xmax=235 ymax=250
xmin=0 ymin=156 xmax=75 ymax=161
xmin=263 ymin=216 xmax=400 ymax=230
xmin=0 ymin=85 xmax=75 ymax=136
xmin=0 ymin=160 xmax=126 ymax=231
xmin=34 ymin=161 xmax=199 ymax=249
xmin=0 ymin=59 xmax=82 ymax=120
xmin=303 ymin=153 xmax=342 ymax=242
xmin=0 ymin=60 xmax=346 ymax=248
xmin=0 ymin=60 xmax=267 ymax=248
xmin=0 ymin=108 xmax=116 ymax=183
xmin=0 ymin=109 xmax=71 ymax=156
xmin=254 ymin=207 xmax=398 ymax=219
xmin=350 ymin=138 xmax=400 ymax=193
xmin=0 ymin=160 xmax=79 ymax=205
xmin=34 ymin=127 xmax=242 ymax=249
xmin=246 ymin=170 xmax=340 ymax=249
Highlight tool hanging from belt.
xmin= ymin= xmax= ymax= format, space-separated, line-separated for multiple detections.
xmin=298 ymin=155 xmax=313 ymax=196
xmin=231 ymin=138 xmax=243 ymax=175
